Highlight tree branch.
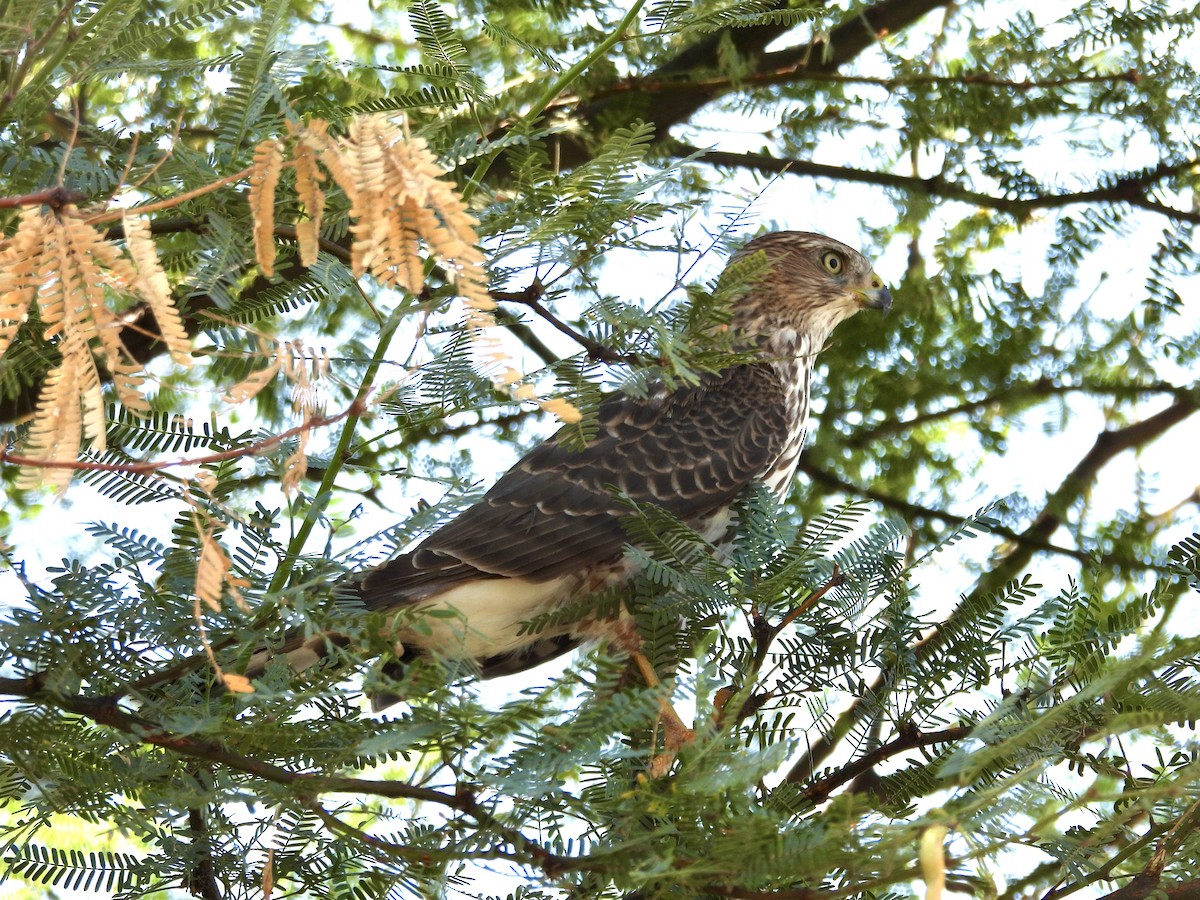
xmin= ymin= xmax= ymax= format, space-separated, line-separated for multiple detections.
xmin=0 ymin=403 xmax=362 ymax=474
xmin=536 ymin=0 xmax=951 ymax=172
xmin=756 ymin=0 xmax=953 ymax=78
xmin=840 ymin=379 xmax=1192 ymax=448
xmin=492 ymin=282 xmax=647 ymax=366
xmin=1001 ymin=394 xmax=1198 ymax=589
xmin=796 ymin=458 xmax=1104 ymax=566
xmin=683 ymin=146 xmax=1200 ymax=225
xmin=0 ymin=186 xmax=85 ymax=210
xmin=598 ymin=67 xmax=1143 ymax=100
xmin=0 ymin=682 xmax=578 ymax=878
xmin=794 ymin=723 xmax=973 ymax=807
xmin=787 ymin=393 xmax=1200 ymax=782
xmin=184 ymin=806 xmax=226 ymax=900
xmin=1101 ymin=876 xmax=1200 ymax=900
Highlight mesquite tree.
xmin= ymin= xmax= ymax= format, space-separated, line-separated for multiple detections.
xmin=0 ymin=1 xmax=1198 ymax=898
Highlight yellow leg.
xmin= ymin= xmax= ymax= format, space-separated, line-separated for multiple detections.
xmin=613 ymin=620 xmax=694 ymax=775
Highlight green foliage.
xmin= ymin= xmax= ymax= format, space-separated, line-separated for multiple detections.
xmin=3 ymin=845 xmax=141 ymax=894
xmin=1 ymin=0 xmax=1199 ymax=897
xmin=6 ymin=480 xmax=1194 ymax=896
xmin=647 ymin=0 xmax=823 ymax=34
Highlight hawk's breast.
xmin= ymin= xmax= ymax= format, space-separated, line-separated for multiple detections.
xmin=758 ymin=356 xmax=813 ymax=499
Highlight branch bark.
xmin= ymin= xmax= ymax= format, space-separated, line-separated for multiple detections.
xmin=184 ymin=806 xmax=226 ymax=900
xmin=1101 ymin=876 xmax=1200 ymax=900
xmin=492 ymin=282 xmax=648 ymax=365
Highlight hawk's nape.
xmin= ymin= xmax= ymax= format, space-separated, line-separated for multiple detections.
xmin=256 ymin=231 xmax=892 ymax=697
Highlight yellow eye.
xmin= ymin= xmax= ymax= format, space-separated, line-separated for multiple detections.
xmin=822 ymin=251 xmax=844 ymax=274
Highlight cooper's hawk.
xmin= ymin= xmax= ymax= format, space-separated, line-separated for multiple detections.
xmin=269 ymin=231 xmax=890 ymax=693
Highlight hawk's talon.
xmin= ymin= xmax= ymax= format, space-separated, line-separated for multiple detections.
xmin=612 ymin=621 xmax=696 ymax=776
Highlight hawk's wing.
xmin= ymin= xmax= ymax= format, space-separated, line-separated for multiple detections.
xmin=358 ymin=362 xmax=794 ymax=610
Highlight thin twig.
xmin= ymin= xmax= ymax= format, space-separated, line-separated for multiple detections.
xmin=55 ymin=93 xmax=82 ymax=186
xmin=0 ymin=402 xmax=363 ymax=474
xmin=125 ymin=109 xmax=185 ymax=194
xmin=83 ymin=164 xmax=256 ymax=225
xmin=492 ymin=282 xmax=648 ymax=365
xmin=774 ymin=565 xmax=845 ymax=634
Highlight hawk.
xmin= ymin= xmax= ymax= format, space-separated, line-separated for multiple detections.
xmin=265 ymin=232 xmax=891 ymax=695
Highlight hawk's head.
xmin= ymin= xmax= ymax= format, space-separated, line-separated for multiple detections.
xmin=725 ymin=231 xmax=891 ymax=354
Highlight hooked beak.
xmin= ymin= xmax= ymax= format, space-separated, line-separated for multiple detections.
xmin=856 ymin=275 xmax=892 ymax=312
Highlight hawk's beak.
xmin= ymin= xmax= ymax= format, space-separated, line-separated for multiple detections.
xmin=856 ymin=275 xmax=892 ymax=312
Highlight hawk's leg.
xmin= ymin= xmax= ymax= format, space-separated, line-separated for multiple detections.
xmin=611 ymin=619 xmax=694 ymax=775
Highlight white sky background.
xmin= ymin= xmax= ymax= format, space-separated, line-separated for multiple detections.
xmin=3 ymin=0 xmax=1199 ymax=897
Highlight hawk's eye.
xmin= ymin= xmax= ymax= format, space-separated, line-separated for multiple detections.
xmin=821 ymin=251 xmax=844 ymax=274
